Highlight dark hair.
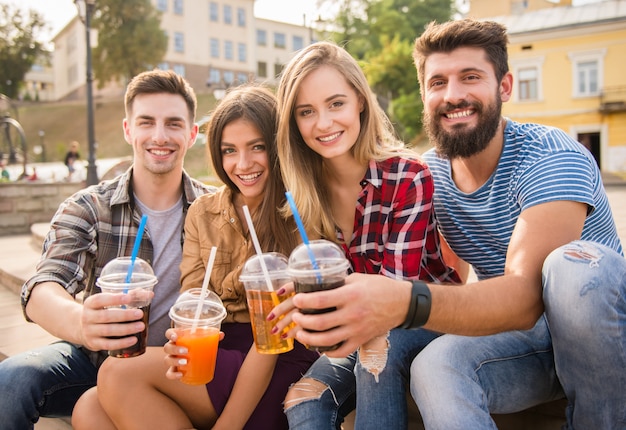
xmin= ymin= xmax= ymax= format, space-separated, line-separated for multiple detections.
xmin=124 ymin=69 xmax=197 ymax=123
xmin=205 ymin=84 xmax=298 ymax=255
xmin=413 ymin=19 xmax=509 ymax=94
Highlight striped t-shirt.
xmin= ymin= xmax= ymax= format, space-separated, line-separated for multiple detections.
xmin=424 ymin=119 xmax=623 ymax=280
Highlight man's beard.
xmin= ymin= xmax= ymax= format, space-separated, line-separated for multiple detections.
xmin=424 ymin=95 xmax=502 ymax=159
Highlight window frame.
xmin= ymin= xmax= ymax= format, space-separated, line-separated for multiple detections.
xmin=568 ymin=49 xmax=606 ymax=98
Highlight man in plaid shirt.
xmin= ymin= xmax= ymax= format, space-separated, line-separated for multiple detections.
xmin=0 ymin=70 xmax=215 ymax=429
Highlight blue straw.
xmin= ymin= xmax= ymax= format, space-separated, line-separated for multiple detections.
xmin=285 ymin=191 xmax=322 ymax=282
xmin=125 ymin=214 xmax=148 ymax=284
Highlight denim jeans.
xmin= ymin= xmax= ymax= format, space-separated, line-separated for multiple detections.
xmin=285 ymin=328 xmax=440 ymax=429
xmin=543 ymin=240 xmax=626 ymax=429
xmin=0 ymin=341 xmax=97 ymax=429
xmin=410 ymin=316 xmax=564 ymax=430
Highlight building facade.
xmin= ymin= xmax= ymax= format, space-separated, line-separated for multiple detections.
xmin=469 ymin=0 xmax=626 ymax=174
xmin=41 ymin=0 xmax=312 ymax=102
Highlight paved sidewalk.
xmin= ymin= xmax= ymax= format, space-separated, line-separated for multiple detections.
xmin=0 ymin=181 xmax=624 ymax=430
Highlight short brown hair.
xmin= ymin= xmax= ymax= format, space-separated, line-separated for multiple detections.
xmin=124 ymin=69 xmax=197 ymax=123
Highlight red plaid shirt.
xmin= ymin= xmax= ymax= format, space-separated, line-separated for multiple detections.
xmin=338 ymin=157 xmax=460 ymax=284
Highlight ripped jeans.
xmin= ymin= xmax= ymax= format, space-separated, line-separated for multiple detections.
xmin=410 ymin=240 xmax=625 ymax=430
xmin=543 ymin=240 xmax=626 ymax=429
xmin=284 ymin=328 xmax=440 ymax=429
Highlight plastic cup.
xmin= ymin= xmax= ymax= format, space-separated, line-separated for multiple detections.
xmin=240 ymin=252 xmax=294 ymax=354
xmin=96 ymin=257 xmax=158 ymax=358
xmin=287 ymin=239 xmax=350 ymax=353
xmin=169 ymin=292 xmax=227 ymax=385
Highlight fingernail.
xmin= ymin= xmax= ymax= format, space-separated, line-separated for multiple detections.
xmin=267 ymin=313 xmax=275 ymax=321
xmin=276 ymin=287 xmax=285 ymax=295
xmin=281 ymin=332 xmax=288 ymax=339
xmin=270 ymin=326 xmax=278 ymax=334
xmin=178 ymin=358 xmax=187 ymax=365
xmin=178 ymin=348 xmax=187 ymax=354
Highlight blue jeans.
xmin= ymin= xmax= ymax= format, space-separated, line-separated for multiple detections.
xmin=0 ymin=341 xmax=97 ymax=429
xmin=543 ymin=240 xmax=626 ymax=429
xmin=410 ymin=316 xmax=563 ymax=429
xmin=285 ymin=328 xmax=440 ymax=429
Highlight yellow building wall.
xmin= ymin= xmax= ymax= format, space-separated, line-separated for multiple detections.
xmin=502 ymin=25 xmax=626 ymax=172
xmin=469 ymin=0 xmax=572 ymax=19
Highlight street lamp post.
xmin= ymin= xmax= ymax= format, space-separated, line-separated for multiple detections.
xmin=75 ymin=0 xmax=99 ymax=186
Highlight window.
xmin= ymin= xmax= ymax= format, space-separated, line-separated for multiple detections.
xmin=174 ymin=32 xmax=184 ymax=53
xmin=210 ymin=38 xmax=219 ymax=58
xmin=156 ymin=0 xmax=167 ymax=12
xmin=238 ymin=43 xmax=246 ymax=62
xmin=209 ymin=2 xmax=218 ymax=21
xmin=518 ymin=67 xmax=538 ymax=101
xmin=237 ymin=7 xmax=246 ymax=27
xmin=173 ymin=0 xmax=183 ymax=15
xmin=257 ymin=29 xmax=267 ymax=46
xmin=569 ymin=49 xmax=605 ymax=98
xmin=223 ymin=71 xmax=234 ymax=85
xmin=274 ymin=62 xmax=283 ymax=78
xmin=510 ymin=57 xmax=544 ymax=103
xmin=173 ymin=64 xmax=185 ymax=77
xmin=208 ymin=68 xmax=220 ymax=85
xmin=157 ymin=62 xmax=169 ymax=70
xmin=257 ymin=61 xmax=267 ymax=78
xmin=224 ymin=5 xmax=232 ymax=24
xmin=68 ymin=64 xmax=78 ymax=85
xmin=237 ymin=72 xmax=248 ymax=84
xmin=274 ymin=32 xmax=286 ymax=49
xmin=293 ymin=35 xmax=304 ymax=52
xmin=577 ymin=61 xmax=598 ymax=95
xmin=224 ymin=41 xmax=233 ymax=60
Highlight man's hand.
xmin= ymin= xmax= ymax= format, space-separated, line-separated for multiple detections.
xmin=287 ymin=273 xmax=411 ymax=357
xmin=79 ymin=293 xmax=147 ymax=352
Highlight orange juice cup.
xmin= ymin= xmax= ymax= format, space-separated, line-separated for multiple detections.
xmin=169 ymin=293 xmax=226 ymax=385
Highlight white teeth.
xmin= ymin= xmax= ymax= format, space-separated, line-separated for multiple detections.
xmin=150 ymin=149 xmax=171 ymax=156
xmin=318 ymin=132 xmax=341 ymax=142
xmin=239 ymin=172 xmax=261 ymax=181
xmin=446 ymin=110 xmax=473 ymax=119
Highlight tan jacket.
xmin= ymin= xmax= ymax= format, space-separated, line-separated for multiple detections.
xmin=179 ymin=186 xmax=252 ymax=323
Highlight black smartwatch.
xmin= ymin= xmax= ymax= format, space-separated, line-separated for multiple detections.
xmin=399 ymin=281 xmax=431 ymax=329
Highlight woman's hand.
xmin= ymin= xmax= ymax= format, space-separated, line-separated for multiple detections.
xmin=267 ymin=282 xmax=302 ymax=340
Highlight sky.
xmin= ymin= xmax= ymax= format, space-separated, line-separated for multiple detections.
xmin=13 ymin=0 xmax=323 ymax=40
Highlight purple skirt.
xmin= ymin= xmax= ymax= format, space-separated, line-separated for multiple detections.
xmin=206 ymin=322 xmax=318 ymax=430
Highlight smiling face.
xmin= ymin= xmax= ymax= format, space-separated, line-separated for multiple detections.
xmin=123 ymin=92 xmax=198 ymax=178
xmin=293 ymin=65 xmax=363 ymax=162
xmin=422 ymin=46 xmax=511 ymax=159
xmin=220 ymin=118 xmax=269 ymax=210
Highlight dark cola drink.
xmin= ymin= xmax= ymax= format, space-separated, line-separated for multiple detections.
xmin=108 ymin=304 xmax=150 ymax=358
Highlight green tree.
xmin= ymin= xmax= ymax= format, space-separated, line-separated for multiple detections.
xmin=0 ymin=3 xmax=49 ymax=99
xmin=319 ymin=0 xmax=455 ymax=142
xmin=92 ymin=0 xmax=167 ymax=87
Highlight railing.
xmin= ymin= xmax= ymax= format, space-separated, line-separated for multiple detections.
xmin=599 ymin=85 xmax=626 ymax=114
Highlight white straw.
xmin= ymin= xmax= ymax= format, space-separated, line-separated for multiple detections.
xmin=242 ymin=205 xmax=275 ymax=293
xmin=191 ymin=245 xmax=217 ymax=333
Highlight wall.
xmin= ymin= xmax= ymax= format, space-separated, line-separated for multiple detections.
xmin=0 ymin=182 xmax=82 ymax=236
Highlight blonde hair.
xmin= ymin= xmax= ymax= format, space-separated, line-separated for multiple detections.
xmin=276 ymin=41 xmax=414 ymax=241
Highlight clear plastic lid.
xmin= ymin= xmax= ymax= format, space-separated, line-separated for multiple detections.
xmin=96 ymin=256 xmax=157 ymax=290
xmin=239 ymin=252 xmax=289 ymax=282
xmin=287 ymin=239 xmax=349 ymax=277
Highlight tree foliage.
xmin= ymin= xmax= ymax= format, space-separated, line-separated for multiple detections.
xmin=0 ymin=3 xmax=49 ymax=99
xmin=92 ymin=0 xmax=167 ymax=87
xmin=319 ymin=0 xmax=455 ymax=143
